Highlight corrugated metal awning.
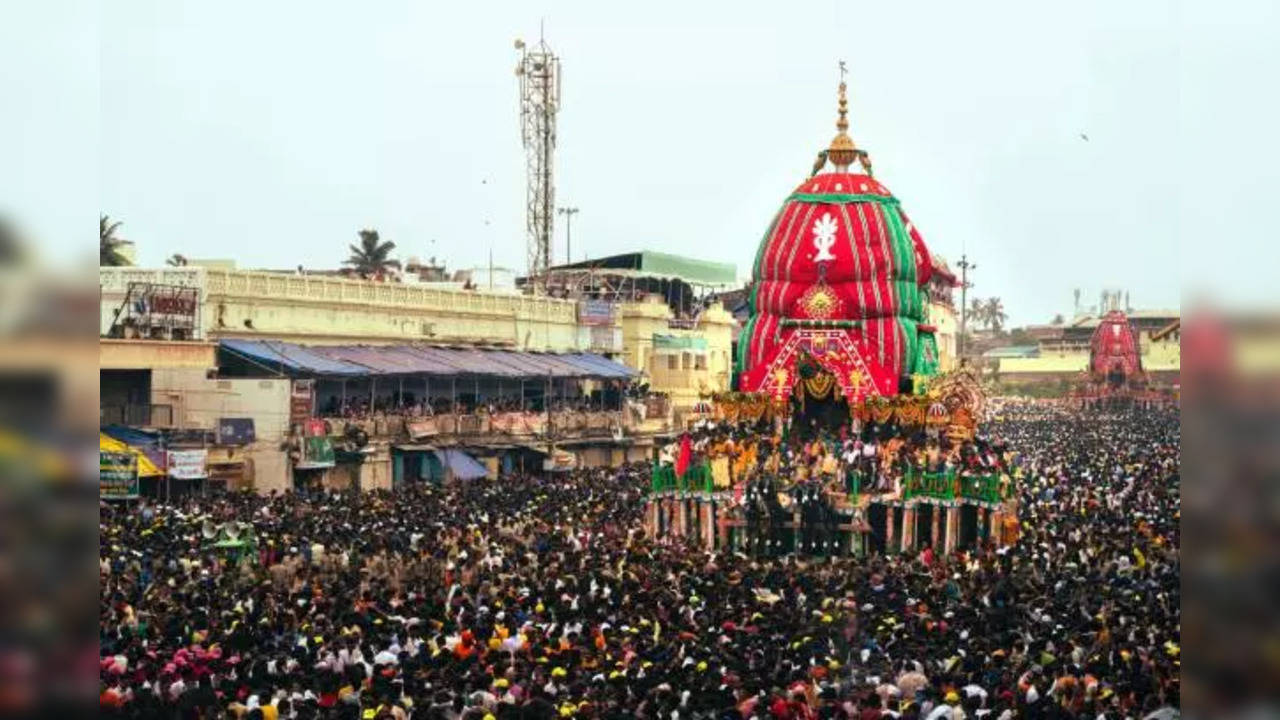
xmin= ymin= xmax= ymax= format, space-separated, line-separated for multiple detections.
xmin=220 ymin=340 xmax=637 ymax=380
xmin=220 ymin=339 xmax=368 ymax=375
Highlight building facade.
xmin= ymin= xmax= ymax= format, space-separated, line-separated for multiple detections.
xmin=618 ymin=295 xmax=735 ymax=415
xmin=100 ymin=262 xmax=743 ymax=493
xmin=101 ymin=266 xmax=583 ymax=350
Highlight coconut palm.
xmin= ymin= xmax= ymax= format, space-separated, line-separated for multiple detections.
xmin=100 ymin=214 xmax=130 ymax=266
xmin=344 ymin=229 xmax=400 ymax=278
xmin=166 ymin=253 xmax=188 ymax=267
xmin=967 ymin=298 xmax=987 ymax=331
xmin=984 ymin=297 xmax=1008 ymax=334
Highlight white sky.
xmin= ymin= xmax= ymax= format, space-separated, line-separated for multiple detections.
xmin=4 ymin=0 xmax=1277 ymax=325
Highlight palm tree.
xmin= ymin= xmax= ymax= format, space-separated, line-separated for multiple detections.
xmin=984 ymin=297 xmax=1008 ymax=334
xmin=100 ymin=214 xmax=130 ymax=266
xmin=344 ymin=229 xmax=400 ymax=278
xmin=967 ymin=298 xmax=987 ymax=331
xmin=166 ymin=253 xmax=188 ymax=267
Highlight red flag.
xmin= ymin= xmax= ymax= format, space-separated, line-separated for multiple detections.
xmin=675 ymin=433 xmax=692 ymax=479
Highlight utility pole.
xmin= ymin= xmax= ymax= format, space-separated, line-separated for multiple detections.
xmin=557 ymin=206 xmax=579 ymax=265
xmin=956 ymin=254 xmax=976 ymax=362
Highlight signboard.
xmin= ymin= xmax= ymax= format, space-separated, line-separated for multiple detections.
xmin=148 ymin=292 xmax=198 ymax=316
xmin=542 ymin=448 xmax=577 ymax=472
xmin=166 ymin=449 xmax=209 ymax=480
xmin=578 ymin=299 xmax=614 ymax=326
xmin=217 ymin=418 xmax=256 ymax=445
xmin=100 ymin=451 xmax=139 ymax=500
xmin=290 ymin=380 xmax=315 ymax=427
xmin=298 ymin=436 xmax=336 ymax=469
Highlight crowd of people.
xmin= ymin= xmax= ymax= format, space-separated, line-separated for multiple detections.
xmin=669 ymin=415 xmax=1012 ymax=499
xmin=101 ymin=400 xmax=1179 ymax=719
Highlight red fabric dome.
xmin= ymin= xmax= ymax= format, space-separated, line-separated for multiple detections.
xmin=735 ymin=171 xmax=940 ymax=402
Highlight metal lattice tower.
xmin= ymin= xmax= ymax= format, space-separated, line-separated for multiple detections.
xmin=515 ymin=35 xmax=561 ymax=292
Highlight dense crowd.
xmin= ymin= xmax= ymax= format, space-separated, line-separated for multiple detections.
xmin=101 ymin=400 xmax=1179 ymax=719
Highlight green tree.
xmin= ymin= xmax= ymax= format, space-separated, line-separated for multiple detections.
xmin=343 ymin=229 xmax=400 ymax=278
xmin=100 ymin=214 xmax=130 ymax=266
xmin=1051 ymin=313 xmax=1065 ymax=325
xmin=968 ymin=297 xmax=988 ymax=330
xmin=984 ymin=297 xmax=1008 ymax=334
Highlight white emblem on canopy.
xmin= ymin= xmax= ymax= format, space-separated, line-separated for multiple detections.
xmin=812 ymin=213 xmax=838 ymax=262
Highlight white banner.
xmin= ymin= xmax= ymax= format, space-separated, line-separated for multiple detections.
xmin=166 ymin=449 xmax=209 ymax=479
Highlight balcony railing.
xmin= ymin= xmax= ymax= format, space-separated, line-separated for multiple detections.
xmin=316 ymin=409 xmax=653 ymax=443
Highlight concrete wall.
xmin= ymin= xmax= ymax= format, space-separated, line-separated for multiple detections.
xmin=1141 ymin=335 xmax=1181 ymax=372
xmin=245 ymin=446 xmax=290 ymax=494
xmin=998 ymin=337 xmax=1181 ymax=378
xmin=150 ymin=368 xmax=293 ymax=441
xmin=101 ymin=339 xmax=218 ymax=370
xmin=102 ymin=267 xmax=584 ymax=351
xmin=997 ymin=353 xmax=1090 ymax=375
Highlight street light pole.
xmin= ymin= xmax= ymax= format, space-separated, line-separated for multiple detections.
xmin=557 ymin=206 xmax=579 ymax=265
xmin=956 ymin=254 xmax=976 ymax=362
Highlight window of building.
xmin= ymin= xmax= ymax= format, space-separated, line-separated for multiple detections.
xmin=695 ymin=353 xmax=707 ymax=370
xmin=668 ymin=355 xmax=678 ymax=371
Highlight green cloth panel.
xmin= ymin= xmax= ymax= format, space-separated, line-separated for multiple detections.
xmin=880 ymin=204 xmax=919 ymax=312
xmin=735 ymin=314 xmax=757 ymax=376
xmin=786 ymin=193 xmax=901 ymax=205
xmin=898 ymin=317 xmax=919 ymax=375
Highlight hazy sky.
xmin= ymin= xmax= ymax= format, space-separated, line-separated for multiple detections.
xmin=5 ymin=1 xmax=1278 ymax=325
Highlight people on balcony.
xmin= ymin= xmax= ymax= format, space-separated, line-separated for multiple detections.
xmin=317 ymin=392 xmax=632 ymax=422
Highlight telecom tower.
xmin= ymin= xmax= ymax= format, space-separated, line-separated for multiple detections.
xmin=515 ymin=35 xmax=561 ymax=292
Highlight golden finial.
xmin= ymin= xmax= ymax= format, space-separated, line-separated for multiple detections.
xmin=828 ymin=62 xmax=857 ymax=172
